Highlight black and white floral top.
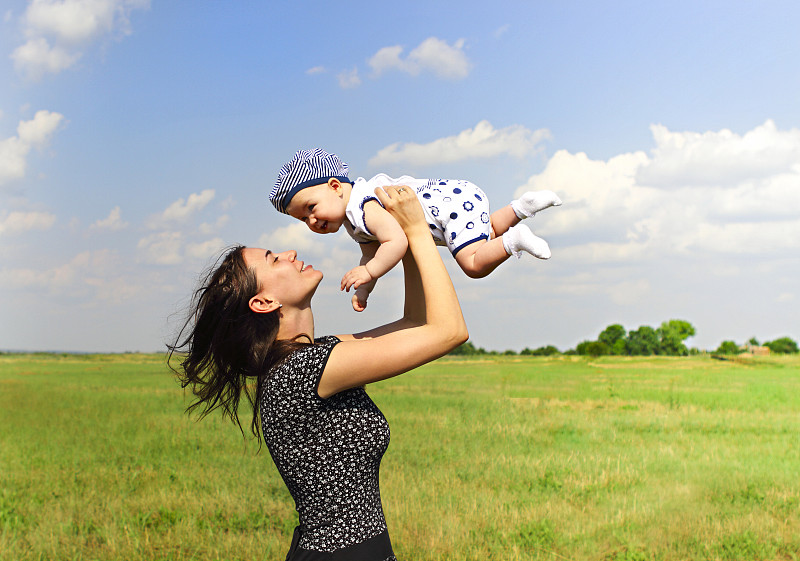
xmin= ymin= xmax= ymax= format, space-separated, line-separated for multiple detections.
xmin=260 ymin=336 xmax=396 ymax=560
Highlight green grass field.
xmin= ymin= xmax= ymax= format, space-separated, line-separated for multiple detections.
xmin=1 ymin=352 xmax=799 ymax=560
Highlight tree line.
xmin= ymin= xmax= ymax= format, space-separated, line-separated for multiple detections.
xmin=450 ymin=319 xmax=798 ymax=357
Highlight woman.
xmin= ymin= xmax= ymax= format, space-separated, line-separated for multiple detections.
xmin=170 ymin=186 xmax=468 ymax=560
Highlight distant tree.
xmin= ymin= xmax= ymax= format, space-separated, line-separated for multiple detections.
xmin=450 ymin=341 xmax=481 ymax=355
xmin=521 ymin=345 xmax=560 ymax=356
xmin=764 ymin=337 xmax=799 ymax=354
xmin=747 ymin=337 xmax=760 ymax=346
xmin=598 ymin=324 xmax=626 ymax=353
xmin=577 ymin=340 xmax=609 ymax=357
xmin=503 ymin=349 xmax=517 ymax=356
xmin=611 ymin=339 xmax=627 ymax=356
xmin=657 ymin=319 xmax=696 ymax=356
xmin=625 ymin=325 xmax=659 ymax=356
xmin=715 ymin=340 xmax=740 ymax=355
xmin=534 ymin=345 xmax=560 ymax=356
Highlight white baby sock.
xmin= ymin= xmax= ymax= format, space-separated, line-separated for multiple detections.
xmin=502 ymin=224 xmax=551 ymax=259
xmin=511 ymin=190 xmax=563 ymax=219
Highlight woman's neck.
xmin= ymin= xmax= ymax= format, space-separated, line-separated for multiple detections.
xmin=276 ymin=305 xmax=315 ymax=342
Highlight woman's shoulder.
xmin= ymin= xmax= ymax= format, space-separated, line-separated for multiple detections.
xmin=272 ymin=336 xmax=340 ymax=371
xmin=314 ymin=335 xmax=341 ymax=346
xmin=263 ymin=337 xmax=341 ymax=400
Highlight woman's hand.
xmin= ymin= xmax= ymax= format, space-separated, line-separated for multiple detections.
xmin=374 ymin=186 xmax=427 ymax=238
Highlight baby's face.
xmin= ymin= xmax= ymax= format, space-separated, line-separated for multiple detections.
xmin=286 ymin=181 xmax=347 ymax=234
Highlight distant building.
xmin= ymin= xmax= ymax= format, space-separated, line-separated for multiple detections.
xmin=740 ymin=344 xmax=771 ymax=356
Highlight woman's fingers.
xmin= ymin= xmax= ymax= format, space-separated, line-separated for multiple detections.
xmin=374 ymin=186 xmax=425 ymax=232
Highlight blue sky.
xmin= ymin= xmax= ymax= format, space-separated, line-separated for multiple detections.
xmin=1 ymin=0 xmax=799 ymax=352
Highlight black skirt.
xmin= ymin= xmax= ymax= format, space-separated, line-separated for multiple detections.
xmin=285 ymin=527 xmax=396 ymax=561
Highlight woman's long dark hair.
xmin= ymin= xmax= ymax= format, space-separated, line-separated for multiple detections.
xmin=168 ymin=245 xmax=309 ymax=440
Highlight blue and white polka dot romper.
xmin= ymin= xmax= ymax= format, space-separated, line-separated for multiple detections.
xmin=345 ymin=173 xmax=492 ymax=255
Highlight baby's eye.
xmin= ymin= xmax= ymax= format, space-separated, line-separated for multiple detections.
xmin=308 ymin=204 xmax=315 ymax=212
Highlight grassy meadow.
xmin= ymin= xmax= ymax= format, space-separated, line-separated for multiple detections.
xmin=1 ymin=352 xmax=799 ymax=560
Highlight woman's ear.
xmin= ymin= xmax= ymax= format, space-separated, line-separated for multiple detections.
xmin=249 ymin=294 xmax=280 ymax=314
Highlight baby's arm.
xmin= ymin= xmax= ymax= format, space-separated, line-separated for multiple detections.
xmin=350 ymin=241 xmax=379 ymax=312
xmin=341 ymin=198 xmax=409 ymax=293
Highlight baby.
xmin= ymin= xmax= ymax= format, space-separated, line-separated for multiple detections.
xmin=269 ymin=148 xmax=561 ymax=311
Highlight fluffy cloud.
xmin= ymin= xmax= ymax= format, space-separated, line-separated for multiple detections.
xmin=185 ymin=238 xmax=226 ymax=261
xmin=147 ymin=189 xmax=215 ymax=228
xmin=515 ymin=120 xmax=800 ymax=260
xmin=198 ymin=214 xmax=229 ymax=235
xmin=10 ymin=38 xmax=79 ymax=78
xmin=369 ymin=120 xmax=550 ymax=167
xmin=369 ymin=37 xmax=471 ymax=80
xmin=0 ymin=110 xmax=65 ymax=186
xmin=0 ymin=249 xmax=115 ymax=292
xmin=257 ymin=222 xmax=320 ymax=255
xmin=137 ymin=231 xmax=183 ymax=265
xmin=11 ymin=0 xmax=150 ymax=79
xmin=0 ymin=210 xmax=56 ymax=235
xmin=337 ymin=67 xmax=361 ymax=89
xmin=90 ymin=206 xmax=128 ymax=230
xmin=137 ymin=230 xmax=227 ymax=265
xmin=638 ymin=120 xmax=800 ymax=188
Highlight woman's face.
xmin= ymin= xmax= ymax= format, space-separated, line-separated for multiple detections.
xmin=242 ymin=248 xmax=323 ymax=310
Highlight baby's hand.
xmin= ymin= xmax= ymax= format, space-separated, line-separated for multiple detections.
xmin=352 ymin=286 xmax=370 ymax=312
xmin=341 ymin=265 xmax=373 ymax=292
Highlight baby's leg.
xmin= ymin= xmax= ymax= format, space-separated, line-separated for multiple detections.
xmin=489 ymin=205 xmax=521 ymax=238
xmin=454 ymin=238 xmax=509 ymax=278
xmin=510 ymin=190 xmax=562 ymax=220
xmin=490 ymin=190 xmax=562 ymax=238
xmin=455 ymin=225 xmax=551 ymax=278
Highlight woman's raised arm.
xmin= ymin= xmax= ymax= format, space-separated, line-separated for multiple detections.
xmin=318 ymin=186 xmax=469 ymax=398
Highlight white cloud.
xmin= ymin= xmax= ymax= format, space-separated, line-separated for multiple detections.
xmin=257 ymin=222 xmax=321 ymax=255
xmin=514 ymin=120 xmax=800 ymax=260
xmin=638 ymin=120 xmax=800 ymax=188
xmin=185 ymin=238 xmax=226 ymax=260
xmin=11 ymin=0 xmax=150 ymax=79
xmin=90 ymin=205 xmax=128 ymax=230
xmin=337 ymin=67 xmax=361 ymax=89
xmin=11 ymin=37 xmax=80 ymax=77
xmin=369 ymin=120 xmax=550 ymax=167
xmin=493 ymin=24 xmax=511 ymax=39
xmin=137 ymin=231 xmax=183 ymax=265
xmin=0 ymin=249 xmax=115 ymax=293
xmin=198 ymin=214 xmax=229 ymax=235
xmin=368 ymin=37 xmax=471 ymax=80
xmin=306 ymin=66 xmax=325 ymax=75
xmin=0 ymin=210 xmax=56 ymax=235
xmin=0 ymin=110 xmax=65 ymax=186
xmin=148 ymin=189 xmax=215 ymax=228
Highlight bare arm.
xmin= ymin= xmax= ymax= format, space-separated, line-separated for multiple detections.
xmin=340 ymin=200 xmax=408 ymax=292
xmin=350 ymin=242 xmax=379 ymax=312
xmin=319 ymin=186 xmax=468 ymax=398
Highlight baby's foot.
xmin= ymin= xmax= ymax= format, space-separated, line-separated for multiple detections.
xmin=502 ymin=224 xmax=551 ymax=259
xmin=511 ymin=190 xmax=562 ymax=219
